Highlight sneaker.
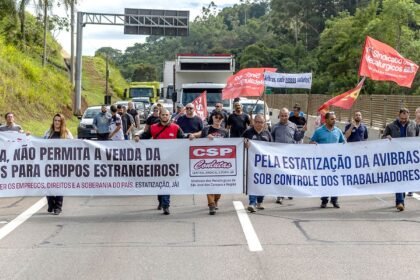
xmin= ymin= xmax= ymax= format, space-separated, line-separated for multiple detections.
xmin=256 ymin=203 xmax=264 ymax=210
xmin=53 ymin=209 xmax=61 ymax=215
xmin=209 ymin=206 xmax=216 ymax=215
xmin=320 ymin=203 xmax=327 ymax=208
xmin=396 ymin=203 xmax=404 ymax=211
xmin=407 ymin=192 xmax=413 ymax=197
xmin=47 ymin=207 xmax=53 ymax=213
xmin=332 ymin=202 xmax=340 ymax=209
xmin=247 ymin=205 xmax=256 ymax=213
xmin=276 ymin=197 xmax=283 ymax=204
xmin=163 ymin=207 xmax=170 ymax=215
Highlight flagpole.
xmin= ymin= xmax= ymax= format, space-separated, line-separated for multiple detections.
xmin=306 ymin=71 xmax=312 ymax=119
xmin=263 ymin=70 xmax=266 ymax=124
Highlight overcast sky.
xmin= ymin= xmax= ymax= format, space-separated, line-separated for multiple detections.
xmin=32 ymin=0 xmax=240 ymax=56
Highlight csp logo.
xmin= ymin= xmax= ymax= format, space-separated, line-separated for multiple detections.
xmin=189 ymin=146 xmax=236 ymax=159
xmin=189 ymin=146 xmax=237 ymax=177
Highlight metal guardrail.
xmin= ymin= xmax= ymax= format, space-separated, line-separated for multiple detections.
xmin=265 ymin=94 xmax=420 ymax=128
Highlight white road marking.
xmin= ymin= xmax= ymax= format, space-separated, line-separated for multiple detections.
xmin=0 ymin=198 xmax=46 ymax=241
xmin=0 ymin=221 xmax=8 ymax=224
xmin=233 ymin=201 xmax=263 ymax=252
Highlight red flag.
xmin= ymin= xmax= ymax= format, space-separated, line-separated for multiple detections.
xmin=359 ymin=36 xmax=418 ymax=88
xmin=191 ymin=91 xmax=208 ymax=121
xmin=222 ymin=67 xmax=277 ymax=100
xmin=318 ymin=78 xmax=366 ymax=118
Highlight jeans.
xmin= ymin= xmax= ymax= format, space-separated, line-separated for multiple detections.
xmin=249 ymin=195 xmax=264 ymax=206
xmin=158 ymin=195 xmax=170 ymax=208
xmin=321 ymin=196 xmax=338 ymax=204
xmin=395 ymin=193 xmax=405 ymax=205
xmin=207 ymin=194 xmax=221 ymax=207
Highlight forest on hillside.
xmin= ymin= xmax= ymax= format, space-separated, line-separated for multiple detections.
xmin=96 ymin=0 xmax=420 ymax=95
xmin=1 ymin=0 xmax=419 ymax=97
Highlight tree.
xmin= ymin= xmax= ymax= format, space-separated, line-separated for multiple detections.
xmin=95 ymin=47 xmax=122 ymax=61
xmin=0 ymin=0 xmax=16 ymax=18
xmin=131 ymin=64 xmax=158 ymax=82
xmin=17 ymin=0 xmax=30 ymax=46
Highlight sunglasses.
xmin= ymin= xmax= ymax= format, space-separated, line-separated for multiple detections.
xmin=214 ymin=116 xmax=223 ymax=120
xmin=186 ymin=107 xmax=194 ymax=110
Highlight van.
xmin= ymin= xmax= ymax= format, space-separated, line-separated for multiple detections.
xmin=236 ymin=98 xmax=272 ymax=130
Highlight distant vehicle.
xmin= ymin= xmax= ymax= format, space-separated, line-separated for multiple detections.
xmin=132 ymin=97 xmax=151 ymax=115
xmin=77 ymin=106 xmax=108 ymax=139
xmin=134 ymin=101 xmax=147 ymax=124
xmin=113 ymin=100 xmax=148 ymax=124
xmin=127 ymin=81 xmax=160 ymax=104
xmin=167 ymin=54 xmax=235 ymax=115
xmin=236 ymin=98 xmax=272 ymax=130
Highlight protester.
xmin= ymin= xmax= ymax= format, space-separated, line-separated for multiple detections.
xmin=382 ymin=108 xmax=417 ymax=211
xmin=176 ymin=103 xmax=203 ymax=136
xmin=0 ymin=112 xmax=25 ymax=133
xmin=227 ymin=102 xmax=250 ymax=137
xmin=144 ymin=105 xmax=161 ymax=133
xmin=289 ymin=103 xmax=305 ymax=117
xmin=43 ymin=113 xmax=73 ymax=215
xmin=208 ymin=102 xmax=229 ymax=128
xmin=289 ymin=105 xmax=307 ymax=128
xmin=243 ymin=114 xmax=273 ymax=213
xmin=118 ymin=105 xmax=135 ymax=140
xmin=136 ymin=108 xmax=185 ymax=215
xmin=271 ymin=108 xmax=306 ymax=204
xmin=172 ymin=104 xmax=184 ymax=122
xmin=108 ymin=105 xmax=124 ymax=141
xmin=127 ymin=101 xmax=140 ymax=129
xmin=344 ymin=111 xmax=368 ymax=142
xmin=189 ymin=111 xmax=228 ymax=215
xmin=92 ymin=105 xmax=111 ymax=141
xmin=310 ymin=111 xmax=345 ymax=208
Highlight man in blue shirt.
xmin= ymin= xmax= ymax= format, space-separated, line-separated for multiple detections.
xmin=344 ymin=111 xmax=368 ymax=142
xmin=310 ymin=112 xmax=346 ymax=208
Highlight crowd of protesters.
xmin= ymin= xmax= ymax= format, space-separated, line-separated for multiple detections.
xmin=1 ymin=101 xmax=418 ymax=215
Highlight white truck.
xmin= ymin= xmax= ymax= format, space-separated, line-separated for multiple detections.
xmin=164 ymin=54 xmax=235 ymax=113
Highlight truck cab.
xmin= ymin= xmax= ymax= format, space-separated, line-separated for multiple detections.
xmin=128 ymin=81 xmax=160 ymax=104
xmin=170 ymin=54 xmax=235 ymax=116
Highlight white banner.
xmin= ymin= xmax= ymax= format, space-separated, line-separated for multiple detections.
xmin=0 ymin=132 xmax=244 ymax=197
xmin=264 ymin=72 xmax=312 ymax=89
xmin=248 ymin=138 xmax=420 ymax=196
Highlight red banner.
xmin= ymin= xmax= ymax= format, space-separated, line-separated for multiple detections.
xmin=222 ymin=68 xmax=277 ymax=100
xmin=359 ymin=36 xmax=418 ymax=88
xmin=318 ymin=78 xmax=365 ymax=120
xmin=191 ymin=91 xmax=208 ymax=121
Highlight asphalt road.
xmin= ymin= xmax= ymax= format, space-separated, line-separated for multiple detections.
xmin=0 ymin=193 xmax=419 ymax=280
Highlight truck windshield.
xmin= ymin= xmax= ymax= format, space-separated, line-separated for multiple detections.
xmin=130 ymin=88 xmax=152 ymax=98
xmin=182 ymin=88 xmax=230 ymax=107
xmin=241 ymin=103 xmax=265 ymax=115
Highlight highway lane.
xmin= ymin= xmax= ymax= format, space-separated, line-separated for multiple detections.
xmin=0 ymin=194 xmax=419 ymax=280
